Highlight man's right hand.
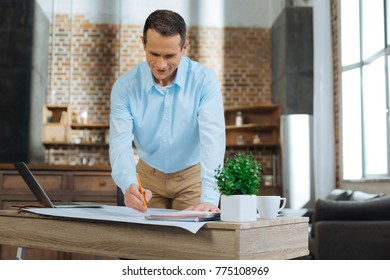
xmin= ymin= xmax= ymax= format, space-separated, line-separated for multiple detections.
xmin=124 ymin=184 xmax=152 ymax=213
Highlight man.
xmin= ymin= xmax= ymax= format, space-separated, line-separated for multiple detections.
xmin=109 ymin=9 xmax=225 ymax=213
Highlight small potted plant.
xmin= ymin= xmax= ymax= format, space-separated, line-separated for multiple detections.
xmin=215 ymin=152 xmax=262 ymax=222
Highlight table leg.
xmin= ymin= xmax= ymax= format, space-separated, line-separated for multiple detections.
xmin=16 ymin=247 xmax=26 ymax=260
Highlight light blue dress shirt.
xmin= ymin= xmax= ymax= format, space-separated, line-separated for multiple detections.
xmin=109 ymin=56 xmax=226 ymax=206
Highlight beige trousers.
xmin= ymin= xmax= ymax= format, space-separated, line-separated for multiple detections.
xmin=136 ymin=160 xmax=201 ymax=210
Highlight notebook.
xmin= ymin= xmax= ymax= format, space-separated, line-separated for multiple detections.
xmin=145 ymin=210 xmax=220 ymax=222
xmin=14 ymin=162 xmax=102 ymax=208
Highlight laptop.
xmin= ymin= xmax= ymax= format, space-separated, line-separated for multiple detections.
xmin=14 ymin=162 xmax=102 ymax=208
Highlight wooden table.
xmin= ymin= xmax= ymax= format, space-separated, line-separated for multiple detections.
xmin=0 ymin=210 xmax=309 ymax=260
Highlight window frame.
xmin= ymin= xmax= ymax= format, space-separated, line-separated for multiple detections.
xmin=340 ymin=0 xmax=390 ymax=181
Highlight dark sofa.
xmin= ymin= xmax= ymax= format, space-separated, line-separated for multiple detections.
xmin=309 ymin=189 xmax=390 ymax=260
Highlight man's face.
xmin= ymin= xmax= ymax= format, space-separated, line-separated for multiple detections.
xmin=142 ymin=29 xmax=188 ymax=86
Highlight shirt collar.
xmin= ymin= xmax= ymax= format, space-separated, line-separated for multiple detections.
xmin=144 ymin=64 xmax=155 ymax=91
xmin=174 ymin=56 xmax=188 ymax=89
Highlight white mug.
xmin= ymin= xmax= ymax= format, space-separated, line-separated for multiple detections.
xmin=257 ymin=196 xmax=287 ymax=219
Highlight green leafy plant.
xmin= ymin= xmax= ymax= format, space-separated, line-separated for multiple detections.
xmin=215 ymin=152 xmax=262 ymax=196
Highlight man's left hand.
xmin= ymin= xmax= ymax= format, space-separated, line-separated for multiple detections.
xmin=185 ymin=202 xmax=220 ymax=212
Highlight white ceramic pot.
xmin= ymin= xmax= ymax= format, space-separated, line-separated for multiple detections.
xmin=220 ymin=194 xmax=258 ymax=222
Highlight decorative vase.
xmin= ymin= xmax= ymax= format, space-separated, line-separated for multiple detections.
xmin=220 ymin=194 xmax=258 ymax=222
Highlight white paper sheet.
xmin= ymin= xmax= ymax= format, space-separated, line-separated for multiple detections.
xmin=22 ymin=206 xmax=207 ymax=234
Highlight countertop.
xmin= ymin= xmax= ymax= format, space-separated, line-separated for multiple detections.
xmin=0 ymin=163 xmax=112 ymax=172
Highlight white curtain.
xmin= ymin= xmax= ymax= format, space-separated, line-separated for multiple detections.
xmin=313 ymin=0 xmax=336 ymax=199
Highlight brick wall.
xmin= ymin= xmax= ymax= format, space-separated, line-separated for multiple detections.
xmin=47 ymin=14 xmax=272 ymax=167
xmin=48 ymin=14 xmax=120 ymax=123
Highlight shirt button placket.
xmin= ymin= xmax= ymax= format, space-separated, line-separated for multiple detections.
xmin=162 ymin=92 xmax=171 ymax=171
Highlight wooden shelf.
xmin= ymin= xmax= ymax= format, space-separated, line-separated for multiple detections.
xmin=44 ymin=104 xmax=69 ymax=110
xmin=224 ymin=104 xmax=281 ymax=147
xmin=224 ymin=104 xmax=282 ymax=197
xmin=41 ymin=105 xmax=110 ymax=165
xmin=226 ymin=143 xmax=279 ymax=148
xmin=225 ymin=104 xmax=280 ymax=113
xmin=70 ymin=123 xmax=109 ymax=129
xmin=225 ymin=123 xmax=279 ymax=130
xmin=43 ymin=142 xmax=108 ymax=148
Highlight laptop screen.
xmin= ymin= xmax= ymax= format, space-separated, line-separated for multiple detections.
xmin=14 ymin=162 xmax=55 ymax=208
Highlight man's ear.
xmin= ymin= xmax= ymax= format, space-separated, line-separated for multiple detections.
xmin=140 ymin=36 xmax=146 ymax=49
xmin=181 ymin=39 xmax=189 ymax=54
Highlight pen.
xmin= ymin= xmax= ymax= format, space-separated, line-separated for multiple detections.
xmin=136 ymin=173 xmax=147 ymax=207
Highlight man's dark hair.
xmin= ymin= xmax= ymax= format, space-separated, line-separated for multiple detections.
xmin=143 ymin=9 xmax=187 ymax=48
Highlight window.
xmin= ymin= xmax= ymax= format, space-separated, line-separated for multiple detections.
xmin=340 ymin=0 xmax=389 ymax=180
